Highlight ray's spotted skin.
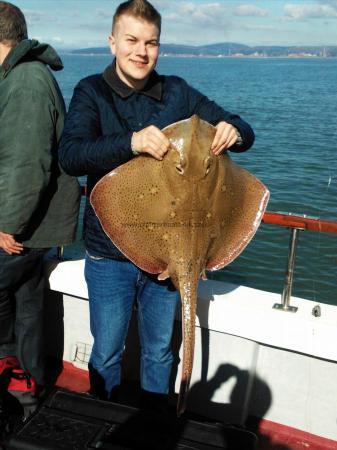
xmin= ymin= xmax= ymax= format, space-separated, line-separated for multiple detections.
xmin=91 ymin=115 xmax=269 ymax=415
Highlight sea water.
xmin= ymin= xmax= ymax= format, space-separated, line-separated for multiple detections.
xmin=55 ymin=55 xmax=337 ymax=305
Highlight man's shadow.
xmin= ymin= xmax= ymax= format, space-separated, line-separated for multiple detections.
xmin=168 ymin=288 xmax=292 ymax=450
xmin=170 ymin=314 xmax=272 ymax=424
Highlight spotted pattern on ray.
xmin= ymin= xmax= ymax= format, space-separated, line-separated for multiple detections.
xmin=91 ymin=115 xmax=269 ymax=415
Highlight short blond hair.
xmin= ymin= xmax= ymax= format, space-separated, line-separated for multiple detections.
xmin=112 ymin=0 xmax=161 ymax=35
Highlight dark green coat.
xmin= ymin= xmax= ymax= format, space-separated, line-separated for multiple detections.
xmin=0 ymin=40 xmax=80 ymax=248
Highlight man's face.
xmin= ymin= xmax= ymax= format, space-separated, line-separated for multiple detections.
xmin=109 ymin=14 xmax=160 ymax=90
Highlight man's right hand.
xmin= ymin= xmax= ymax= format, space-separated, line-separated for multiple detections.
xmin=0 ymin=231 xmax=24 ymax=255
xmin=132 ymin=125 xmax=170 ymax=160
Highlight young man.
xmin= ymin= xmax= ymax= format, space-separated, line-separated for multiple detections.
xmin=0 ymin=2 xmax=80 ymax=389
xmin=59 ymin=0 xmax=254 ymax=408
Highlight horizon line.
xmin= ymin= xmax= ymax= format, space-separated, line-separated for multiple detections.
xmin=55 ymin=42 xmax=336 ymax=50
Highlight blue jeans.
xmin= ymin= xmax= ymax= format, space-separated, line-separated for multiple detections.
xmin=84 ymin=253 xmax=179 ymax=398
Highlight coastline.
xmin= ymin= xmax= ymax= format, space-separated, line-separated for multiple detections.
xmin=65 ymin=52 xmax=336 ymax=59
xmin=63 ymin=42 xmax=337 ymax=59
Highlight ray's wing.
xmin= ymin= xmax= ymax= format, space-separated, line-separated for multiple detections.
xmin=206 ymin=155 xmax=269 ymax=271
xmin=91 ymin=148 xmax=192 ymax=274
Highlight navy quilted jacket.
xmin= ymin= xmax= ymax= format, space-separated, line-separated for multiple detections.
xmin=59 ymin=63 xmax=255 ymax=259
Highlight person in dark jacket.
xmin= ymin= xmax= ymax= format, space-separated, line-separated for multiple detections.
xmin=59 ymin=0 xmax=254 ymax=407
xmin=0 ymin=2 xmax=80 ymax=388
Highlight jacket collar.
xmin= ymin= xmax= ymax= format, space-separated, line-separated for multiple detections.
xmin=103 ymin=60 xmax=162 ymax=100
xmin=1 ymin=39 xmax=63 ymax=79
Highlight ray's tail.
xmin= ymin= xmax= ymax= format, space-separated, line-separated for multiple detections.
xmin=177 ymin=275 xmax=198 ymax=417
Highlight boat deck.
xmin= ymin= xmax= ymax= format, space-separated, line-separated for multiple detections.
xmin=55 ymin=362 xmax=337 ymax=450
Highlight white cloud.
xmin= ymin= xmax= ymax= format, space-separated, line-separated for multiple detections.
xmin=51 ymin=36 xmax=64 ymax=44
xmin=151 ymin=0 xmax=172 ymax=7
xmin=318 ymin=0 xmax=337 ymax=10
xmin=234 ymin=4 xmax=268 ymax=17
xmin=22 ymin=9 xmax=56 ymax=23
xmin=242 ymin=24 xmax=276 ymax=31
xmin=167 ymin=2 xmax=230 ymax=27
xmin=95 ymin=9 xmax=113 ymax=20
xmin=75 ymin=22 xmax=110 ymax=33
xmin=284 ymin=3 xmax=337 ymax=19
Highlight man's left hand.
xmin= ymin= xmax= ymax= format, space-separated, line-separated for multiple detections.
xmin=211 ymin=121 xmax=238 ymax=156
xmin=0 ymin=231 xmax=24 ymax=254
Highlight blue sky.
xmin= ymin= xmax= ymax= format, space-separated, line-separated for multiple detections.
xmin=13 ymin=0 xmax=337 ymax=49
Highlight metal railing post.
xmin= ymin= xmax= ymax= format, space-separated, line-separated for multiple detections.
xmin=273 ymin=228 xmax=300 ymax=313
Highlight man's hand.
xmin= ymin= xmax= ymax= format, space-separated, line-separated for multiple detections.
xmin=0 ymin=231 xmax=24 ymax=255
xmin=211 ymin=121 xmax=238 ymax=156
xmin=132 ymin=125 xmax=170 ymax=160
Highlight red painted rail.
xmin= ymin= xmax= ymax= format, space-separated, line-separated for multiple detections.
xmin=262 ymin=212 xmax=337 ymax=234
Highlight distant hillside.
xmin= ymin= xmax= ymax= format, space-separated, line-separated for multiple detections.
xmin=72 ymin=43 xmax=336 ymax=57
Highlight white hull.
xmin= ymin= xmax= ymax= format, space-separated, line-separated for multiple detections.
xmin=45 ymin=258 xmax=337 ymax=443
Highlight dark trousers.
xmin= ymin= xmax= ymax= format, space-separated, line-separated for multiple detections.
xmin=0 ymin=248 xmax=46 ymax=385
